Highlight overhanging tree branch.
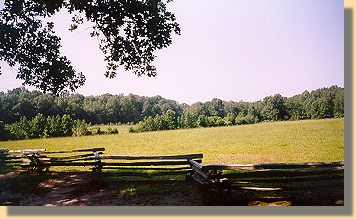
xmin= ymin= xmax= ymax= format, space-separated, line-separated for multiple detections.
xmin=0 ymin=0 xmax=180 ymax=95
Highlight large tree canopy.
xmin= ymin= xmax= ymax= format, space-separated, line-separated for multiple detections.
xmin=0 ymin=0 xmax=180 ymax=95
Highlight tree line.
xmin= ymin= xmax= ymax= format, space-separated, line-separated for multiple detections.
xmin=0 ymin=113 xmax=120 ymax=141
xmin=0 ymin=85 xmax=344 ymax=137
xmin=130 ymin=85 xmax=344 ymax=132
xmin=0 ymin=114 xmax=88 ymax=141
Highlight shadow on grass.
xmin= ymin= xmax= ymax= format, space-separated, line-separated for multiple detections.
xmin=0 ymin=171 xmax=344 ymax=206
xmin=199 ymin=183 xmax=344 ymax=206
xmin=0 ymin=165 xmax=18 ymax=175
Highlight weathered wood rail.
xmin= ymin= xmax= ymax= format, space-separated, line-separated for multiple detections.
xmin=0 ymin=148 xmax=105 ymax=172
xmin=0 ymin=148 xmax=203 ymax=178
xmin=1 ymin=147 xmax=344 ymax=192
xmin=93 ymin=153 xmax=203 ymax=178
xmin=190 ymin=161 xmax=344 ymax=192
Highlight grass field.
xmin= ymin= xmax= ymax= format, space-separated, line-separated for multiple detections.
xmin=0 ymin=118 xmax=344 ymax=165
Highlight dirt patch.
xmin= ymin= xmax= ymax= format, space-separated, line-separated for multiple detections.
xmin=0 ymin=171 xmax=202 ymax=206
xmin=0 ymin=171 xmax=344 ymax=206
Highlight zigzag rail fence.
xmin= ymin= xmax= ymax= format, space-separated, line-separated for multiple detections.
xmin=1 ymin=147 xmax=344 ymax=193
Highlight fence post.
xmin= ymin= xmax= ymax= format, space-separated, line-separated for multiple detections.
xmin=26 ymin=153 xmax=45 ymax=173
xmin=93 ymin=151 xmax=102 ymax=172
xmin=0 ymin=148 xmax=8 ymax=166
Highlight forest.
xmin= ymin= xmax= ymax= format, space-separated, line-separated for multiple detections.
xmin=0 ymin=85 xmax=344 ymax=140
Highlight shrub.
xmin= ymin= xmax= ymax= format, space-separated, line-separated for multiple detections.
xmin=128 ymin=126 xmax=137 ymax=133
xmin=30 ymin=113 xmax=46 ymax=138
xmin=61 ymin=114 xmax=74 ymax=136
xmin=72 ymin=119 xmax=91 ymax=137
xmin=92 ymin=127 xmax=103 ymax=135
xmin=179 ymin=114 xmax=197 ymax=129
xmin=105 ymin=127 xmax=119 ymax=134
xmin=207 ymin=116 xmax=226 ymax=127
xmin=196 ymin=115 xmax=208 ymax=127
xmin=44 ymin=115 xmax=63 ymax=137
xmin=9 ymin=116 xmax=31 ymax=140
xmin=235 ymin=114 xmax=258 ymax=125
xmin=0 ymin=121 xmax=15 ymax=141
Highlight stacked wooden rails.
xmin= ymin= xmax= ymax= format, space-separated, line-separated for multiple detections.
xmin=1 ymin=147 xmax=344 ymax=193
xmin=197 ymin=161 xmax=344 ymax=192
xmin=1 ymin=148 xmax=46 ymax=173
xmin=0 ymin=148 xmax=105 ymax=172
xmin=0 ymin=148 xmax=37 ymax=173
xmin=0 ymin=148 xmax=203 ymax=179
xmin=95 ymin=154 xmax=203 ymax=178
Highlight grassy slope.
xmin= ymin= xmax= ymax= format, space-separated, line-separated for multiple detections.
xmin=0 ymin=118 xmax=344 ymax=165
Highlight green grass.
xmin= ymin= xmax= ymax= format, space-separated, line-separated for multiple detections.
xmin=0 ymin=118 xmax=344 ymax=165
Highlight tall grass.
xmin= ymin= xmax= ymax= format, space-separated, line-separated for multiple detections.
xmin=0 ymin=118 xmax=344 ymax=164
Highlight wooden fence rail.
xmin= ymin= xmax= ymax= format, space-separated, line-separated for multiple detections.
xmin=202 ymin=161 xmax=344 ymax=171
xmin=94 ymin=153 xmax=203 ymax=178
xmin=191 ymin=161 xmax=344 ymax=192
xmin=1 ymin=148 xmax=344 ymax=192
xmin=0 ymin=148 xmax=105 ymax=172
xmin=1 ymin=148 xmax=203 ymax=178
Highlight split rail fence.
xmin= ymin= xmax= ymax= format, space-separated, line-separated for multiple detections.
xmin=1 ymin=147 xmax=344 ymax=192
xmin=0 ymin=148 xmax=202 ymax=178
xmin=189 ymin=159 xmax=344 ymax=192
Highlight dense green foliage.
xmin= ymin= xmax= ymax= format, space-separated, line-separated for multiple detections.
xmin=0 ymin=113 xmax=121 ymax=140
xmin=1 ymin=113 xmax=93 ymax=140
xmin=0 ymin=85 xmax=343 ymax=136
xmin=0 ymin=88 xmax=183 ymax=124
xmin=130 ymin=85 xmax=344 ymax=132
xmin=0 ymin=0 xmax=180 ymax=95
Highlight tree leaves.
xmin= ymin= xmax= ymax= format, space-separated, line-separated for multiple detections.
xmin=0 ymin=1 xmax=85 ymax=95
xmin=0 ymin=0 xmax=180 ymax=95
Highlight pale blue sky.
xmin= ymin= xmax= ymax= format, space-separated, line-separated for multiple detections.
xmin=0 ymin=0 xmax=344 ymax=104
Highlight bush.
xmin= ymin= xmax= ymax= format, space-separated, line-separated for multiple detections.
xmin=90 ymin=127 xmax=103 ymax=135
xmin=44 ymin=115 xmax=62 ymax=137
xmin=2 ymin=114 xmax=93 ymax=140
xmin=61 ymin=114 xmax=74 ymax=136
xmin=30 ymin=113 xmax=46 ymax=138
xmin=9 ymin=116 xmax=31 ymax=140
xmin=105 ymin=127 xmax=119 ymax=134
xmin=128 ymin=126 xmax=137 ymax=133
xmin=72 ymin=119 xmax=91 ymax=137
xmin=224 ymin=113 xmax=236 ymax=125
xmin=179 ymin=114 xmax=197 ymax=129
xmin=207 ymin=116 xmax=227 ymax=127
xmin=0 ymin=121 xmax=15 ymax=141
xmin=196 ymin=115 xmax=208 ymax=127
xmin=235 ymin=114 xmax=258 ymax=125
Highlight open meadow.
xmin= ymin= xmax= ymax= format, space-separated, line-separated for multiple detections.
xmin=0 ymin=118 xmax=344 ymax=165
xmin=0 ymin=118 xmax=344 ymax=206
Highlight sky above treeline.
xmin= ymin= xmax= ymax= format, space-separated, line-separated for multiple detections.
xmin=0 ymin=0 xmax=344 ymax=104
